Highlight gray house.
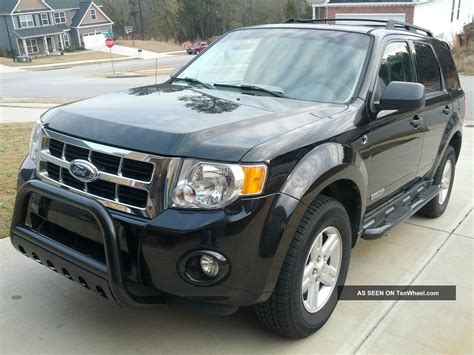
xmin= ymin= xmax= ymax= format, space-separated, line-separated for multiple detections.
xmin=0 ymin=0 xmax=114 ymax=58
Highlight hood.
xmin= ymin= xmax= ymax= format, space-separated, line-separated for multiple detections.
xmin=44 ymin=84 xmax=347 ymax=161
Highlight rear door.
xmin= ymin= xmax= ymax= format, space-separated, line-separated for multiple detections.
xmin=367 ymin=40 xmax=424 ymax=205
xmin=411 ymin=41 xmax=453 ymax=176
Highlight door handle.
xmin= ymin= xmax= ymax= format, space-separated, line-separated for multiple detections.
xmin=410 ymin=116 xmax=424 ymax=129
xmin=442 ymin=105 xmax=450 ymax=115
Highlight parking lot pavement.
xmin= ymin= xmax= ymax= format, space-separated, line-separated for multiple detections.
xmin=0 ymin=129 xmax=472 ymax=354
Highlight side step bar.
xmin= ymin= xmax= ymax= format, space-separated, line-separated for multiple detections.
xmin=361 ymin=180 xmax=440 ymax=240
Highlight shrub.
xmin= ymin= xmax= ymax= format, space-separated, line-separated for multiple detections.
xmin=0 ymin=46 xmax=6 ymax=57
xmin=63 ymin=45 xmax=86 ymax=53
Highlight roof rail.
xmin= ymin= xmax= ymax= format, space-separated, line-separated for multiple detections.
xmin=283 ymin=18 xmax=433 ymax=37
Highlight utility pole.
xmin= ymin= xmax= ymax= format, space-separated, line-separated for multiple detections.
xmin=138 ymin=1 xmax=144 ymax=40
xmin=129 ymin=1 xmax=139 ymax=42
xmin=220 ymin=0 xmax=227 ymax=34
xmin=3 ymin=15 xmax=15 ymax=62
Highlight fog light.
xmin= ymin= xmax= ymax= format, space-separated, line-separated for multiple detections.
xmin=179 ymin=250 xmax=230 ymax=286
xmin=200 ymin=255 xmax=220 ymax=277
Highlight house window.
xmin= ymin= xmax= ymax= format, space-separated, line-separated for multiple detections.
xmin=26 ymin=39 xmax=39 ymax=54
xmin=40 ymin=13 xmax=50 ymax=26
xmin=90 ymin=9 xmax=97 ymax=20
xmin=450 ymin=0 xmax=456 ymax=22
xmin=54 ymin=12 xmax=66 ymax=24
xmin=63 ymin=33 xmax=70 ymax=48
xmin=19 ymin=15 xmax=34 ymax=28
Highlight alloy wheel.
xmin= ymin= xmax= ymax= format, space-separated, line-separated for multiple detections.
xmin=301 ymin=226 xmax=342 ymax=313
xmin=438 ymin=159 xmax=453 ymax=205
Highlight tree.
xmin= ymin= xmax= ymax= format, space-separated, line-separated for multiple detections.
xmin=285 ymin=0 xmax=298 ymax=19
xmin=96 ymin=0 xmax=314 ymax=43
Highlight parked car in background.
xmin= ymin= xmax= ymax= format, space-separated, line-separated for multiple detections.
xmin=186 ymin=41 xmax=209 ymax=54
xmin=11 ymin=19 xmax=464 ymax=339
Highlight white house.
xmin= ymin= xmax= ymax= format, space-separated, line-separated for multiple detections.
xmin=414 ymin=0 xmax=473 ymax=42
xmin=308 ymin=0 xmax=473 ymax=44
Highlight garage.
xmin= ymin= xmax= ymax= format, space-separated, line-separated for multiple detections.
xmin=335 ymin=12 xmax=406 ymax=25
xmin=82 ymin=31 xmax=106 ymax=49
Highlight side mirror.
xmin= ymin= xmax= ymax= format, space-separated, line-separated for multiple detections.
xmin=375 ymin=81 xmax=425 ymax=111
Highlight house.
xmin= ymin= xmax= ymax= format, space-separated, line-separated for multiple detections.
xmin=308 ymin=0 xmax=473 ymax=43
xmin=0 ymin=0 xmax=114 ymax=58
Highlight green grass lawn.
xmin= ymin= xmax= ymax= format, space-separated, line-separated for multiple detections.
xmin=0 ymin=122 xmax=33 ymax=238
xmin=0 ymin=51 xmax=126 ymax=67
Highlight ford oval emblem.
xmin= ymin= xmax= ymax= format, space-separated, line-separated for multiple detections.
xmin=69 ymin=159 xmax=99 ymax=183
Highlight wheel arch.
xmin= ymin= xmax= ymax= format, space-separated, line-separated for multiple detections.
xmin=449 ymin=130 xmax=462 ymax=162
xmin=280 ymin=142 xmax=367 ymax=244
xmin=320 ymin=179 xmax=363 ymax=248
xmin=258 ymin=143 xmax=368 ymax=301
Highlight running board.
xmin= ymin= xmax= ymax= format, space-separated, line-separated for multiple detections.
xmin=361 ymin=180 xmax=439 ymax=240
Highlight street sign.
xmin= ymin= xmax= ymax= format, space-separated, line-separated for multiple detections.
xmin=105 ymin=37 xmax=115 ymax=48
xmin=125 ymin=26 xmax=133 ymax=34
xmin=103 ymin=30 xmax=113 ymax=38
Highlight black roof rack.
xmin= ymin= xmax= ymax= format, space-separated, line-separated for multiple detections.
xmin=283 ymin=18 xmax=433 ymax=37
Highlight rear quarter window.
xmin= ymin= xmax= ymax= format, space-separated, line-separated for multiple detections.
xmin=433 ymin=42 xmax=461 ymax=92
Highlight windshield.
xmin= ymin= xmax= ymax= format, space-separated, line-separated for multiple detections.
xmin=177 ymin=28 xmax=371 ymax=103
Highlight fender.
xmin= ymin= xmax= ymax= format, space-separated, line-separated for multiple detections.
xmin=257 ymin=142 xmax=369 ymax=301
xmin=281 ymin=142 xmax=368 ymax=209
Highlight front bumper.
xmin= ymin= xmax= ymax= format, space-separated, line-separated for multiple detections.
xmin=11 ymin=159 xmax=303 ymax=310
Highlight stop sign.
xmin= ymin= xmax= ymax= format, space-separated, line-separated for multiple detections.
xmin=105 ymin=37 xmax=114 ymax=48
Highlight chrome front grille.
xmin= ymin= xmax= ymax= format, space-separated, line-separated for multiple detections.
xmin=37 ymin=129 xmax=181 ymax=218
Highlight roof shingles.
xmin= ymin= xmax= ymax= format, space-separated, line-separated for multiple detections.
xmin=14 ymin=24 xmax=69 ymax=38
xmin=0 ymin=0 xmax=89 ymax=14
xmin=71 ymin=1 xmax=91 ymax=27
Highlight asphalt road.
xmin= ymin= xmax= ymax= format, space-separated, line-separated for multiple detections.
xmin=0 ymin=55 xmax=192 ymax=100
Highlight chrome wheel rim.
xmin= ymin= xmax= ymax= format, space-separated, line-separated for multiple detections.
xmin=301 ymin=226 xmax=342 ymax=313
xmin=438 ymin=159 xmax=452 ymax=205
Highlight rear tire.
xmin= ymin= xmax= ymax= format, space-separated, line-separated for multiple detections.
xmin=254 ymin=195 xmax=351 ymax=338
xmin=418 ymin=145 xmax=456 ymax=218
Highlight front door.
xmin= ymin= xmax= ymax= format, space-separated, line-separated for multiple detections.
xmin=46 ymin=37 xmax=54 ymax=53
xmin=367 ymin=41 xmax=424 ymax=205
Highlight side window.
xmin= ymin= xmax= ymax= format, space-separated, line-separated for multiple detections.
xmin=375 ymin=42 xmax=413 ymax=101
xmin=413 ymin=42 xmax=442 ymax=93
xmin=433 ymin=42 xmax=461 ymax=92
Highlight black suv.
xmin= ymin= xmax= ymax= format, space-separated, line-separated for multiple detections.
xmin=11 ymin=19 xmax=464 ymax=338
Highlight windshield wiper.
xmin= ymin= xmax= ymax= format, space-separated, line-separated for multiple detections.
xmin=213 ymin=83 xmax=286 ymax=98
xmin=173 ymin=77 xmax=213 ymax=89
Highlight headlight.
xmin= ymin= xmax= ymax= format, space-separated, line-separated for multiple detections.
xmin=29 ymin=119 xmax=43 ymax=163
xmin=172 ymin=160 xmax=267 ymax=209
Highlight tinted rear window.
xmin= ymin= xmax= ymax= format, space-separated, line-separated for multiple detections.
xmin=414 ymin=42 xmax=442 ymax=93
xmin=433 ymin=42 xmax=461 ymax=92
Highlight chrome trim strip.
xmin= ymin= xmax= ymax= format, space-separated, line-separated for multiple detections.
xmin=37 ymin=129 xmax=181 ymax=218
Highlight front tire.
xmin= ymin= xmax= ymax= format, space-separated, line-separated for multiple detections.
xmin=418 ymin=145 xmax=456 ymax=218
xmin=254 ymin=195 xmax=351 ymax=338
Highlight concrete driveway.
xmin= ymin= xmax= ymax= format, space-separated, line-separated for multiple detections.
xmin=0 ymin=129 xmax=472 ymax=353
